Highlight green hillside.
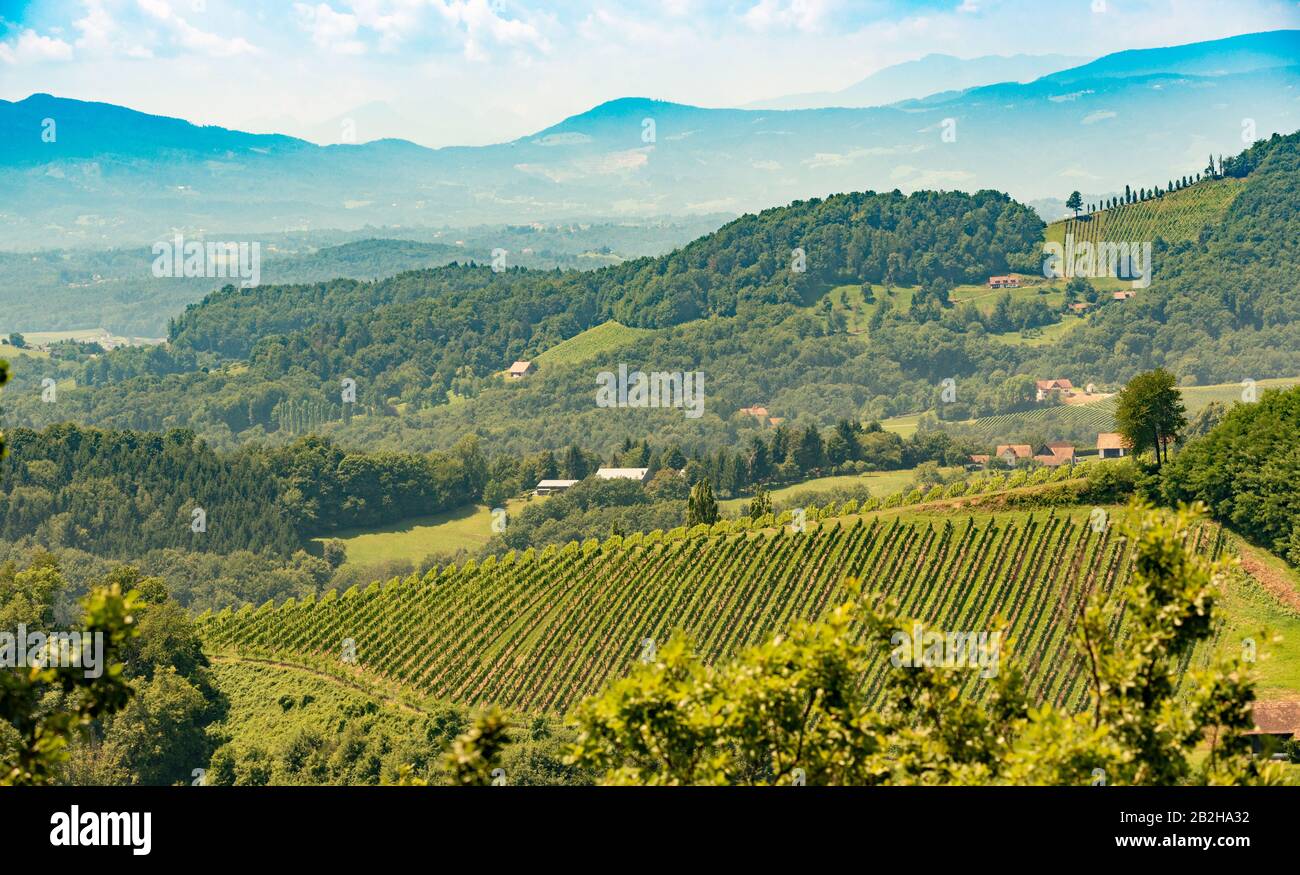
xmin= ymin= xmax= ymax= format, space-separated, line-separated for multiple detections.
xmin=941 ymin=378 xmax=1300 ymax=448
xmin=202 ymin=508 xmax=1227 ymax=716
xmin=949 ymin=400 xmax=1119 ymax=445
xmin=533 ymin=320 xmax=656 ymax=368
xmin=1046 ymin=176 xmax=1243 ymax=248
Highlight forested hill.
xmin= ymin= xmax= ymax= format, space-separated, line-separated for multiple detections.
xmin=1013 ymin=130 xmax=1300 ymax=384
xmin=5 ymin=190 xmax=1040 ymax=443
xmin=165 ymin=188 xmax=1040 ymax=356
xmin=7 ymin=132 xmax=1300 ymax=456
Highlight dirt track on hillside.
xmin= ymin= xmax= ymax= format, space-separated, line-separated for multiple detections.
xmin=1238 ymin=552 xmax=1300 ymax=613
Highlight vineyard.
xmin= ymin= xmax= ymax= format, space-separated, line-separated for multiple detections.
xmin=200 ymin=510 xmax=1224 ymax=716
xmin=947 ymin=399 xmax=1118 ymax=445
xmin=533 ymin=320 xmax=656 ymax=369
xmin=1045 ymin=177 xmax=1242 ymax=248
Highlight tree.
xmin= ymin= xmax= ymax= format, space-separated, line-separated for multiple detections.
xmin=744 ymin=485 xmax=772 ymax=520
xmin=793 ymin=424 xmax=825 ymax=472
xmin=1 ymin=584 xmax=140 ymax=785
xmin=1115 ymin=368 xmax=1187 ymax=467
xmin=685 ymin=477 xmax=719 ymax=528
xmin=1161 ymin=386 xmax=1300 ymax=564
xmin=1065 ymin=190 xmax=1083 ymax=217
xmin=746 ymin=436 xmax=770 ymax=484
xmin=442 ymin=708 xmax=512 ymax=786
xmin=566 ymin=505 xmax=1277 ymax=785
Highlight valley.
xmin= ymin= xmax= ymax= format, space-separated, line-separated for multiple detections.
xmin=2 ymin=18 xmax=1299 ymax=800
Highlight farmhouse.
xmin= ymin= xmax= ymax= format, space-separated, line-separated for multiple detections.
xmin=1112 ymin=290 xmax=1137 ymax=301
xmin=1068 ymin=302 xmax=1092 ymax=314
xmin=1035 ymin=378 xmax=1075 ymax=402
xmin=507 ymin=360 xmax=535 ymax=379
xmin=1033 ymin=442 xmax=1076 ymax=467
xmin=988 ymin=275 xmax=1020 ymax=289
xmin=739 ymin=405 xmax=770 ymax=420
xmin=1097 ymin=432 xmax=1131 ymax=458
xmin=968 ymin=454 xmax=991 ymax=470
xmin=995 ymin=444 xmax=1033 ymax=466
xmin=534 ymin=479 xmax=578 ymax=496
xmin=595 ymin=467 xmax=650 ymax=483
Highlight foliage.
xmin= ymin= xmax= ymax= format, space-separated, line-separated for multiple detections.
xmin=567 ymin=506 xmax=1276 ymax=785
xmin=202 ymin=509 xmax=1162 ymax=715
xmin=0 ymin=582 xmax=139 ymax=785
xmin=1161 ymin=385 xmax=1300 ymax=564
xmin=686 ymin=478 xmax=719 ymax=527
xmin=1114 ymin=369 xmax=1186 ymax=466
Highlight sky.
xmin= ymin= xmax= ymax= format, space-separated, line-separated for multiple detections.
xmin=2 ymin=0 xmax=1299 ymax=147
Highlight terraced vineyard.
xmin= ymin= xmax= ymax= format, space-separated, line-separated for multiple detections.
xmin=1045 ymin=177 xmax=1242 ymax=248
xmin=201 ymin=512 xmax=1225 ymax=716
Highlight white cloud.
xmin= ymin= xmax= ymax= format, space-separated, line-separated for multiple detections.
xmin=295 ymin=3 xmax=366 ymax=54
xmin=0 ymin=29 xmax=74 ymax=64
xmin=73 ymin=0 xmax=152 ymax=58
xmin=435 ymin=0 xmax=551 ymax=60
xmin=742 ymin=0 xmax=836 ymax=33
xmin=135 ymin=0 xmax=258 ymax=57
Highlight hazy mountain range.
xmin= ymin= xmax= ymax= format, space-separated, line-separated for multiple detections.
xmin=744 ymin=52 xmax=1088 ymax=110
xmin=2 ymin=30 xmax=1298 ymax=250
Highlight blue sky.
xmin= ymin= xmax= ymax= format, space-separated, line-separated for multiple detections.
xmin=2 ymin=0 xmax=1298 ymax=147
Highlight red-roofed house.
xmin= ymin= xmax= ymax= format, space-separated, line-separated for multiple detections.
xmin=995 ymin=444 xmax=1033 ymax=467
xmin=988 ymin=275 xmax=1020 ymax=289
xmin=1035 ymin=378 xmax=1076 ymax=402
xmin=1033 ymin=442 xmax=1076 ymax=467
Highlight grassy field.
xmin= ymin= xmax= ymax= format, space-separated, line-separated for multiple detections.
xmin=878 ymin=412 xmax=923 ymax=438
xmin=533 ymin=320 xmax=655 ymax=369
xmin=1182 ymin=376 xmax=1300 ymax=413
xmin=314 ymin=497 xmax=538 ymax=569
xmin=209 ymin=657 xmax=429 ymax=750
xmin=719 ymin=467 xmax=957 ymax=513
xmin=0 ymin=342 xmax=50 ymax=360
xmin=1211 ymin=539 xmax=1300 ymax=700
xmin=1045 ymin=177 xmax=1243 ymax=248
xmin=820 ymin=278 xmax=1125 ymax=346
xmin=821 ymin=283 xmax=914 ymax=333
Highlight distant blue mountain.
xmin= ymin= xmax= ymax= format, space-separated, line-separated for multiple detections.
xmin=746 ymin=52 xmax=1088 ymax=110
xmin=1042 ymin=29 xmax=1300 ymax=83
xmin=2 ymin=31 xmax=1298 ymax=248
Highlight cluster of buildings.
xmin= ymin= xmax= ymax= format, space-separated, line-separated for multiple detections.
xmin=535 ymin=467 xmax=650 ymax=496
xmin=738 ymin=405 xmax=785 ymax=428
xmin=970 ymin=432 xmax=1131 ymax=470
